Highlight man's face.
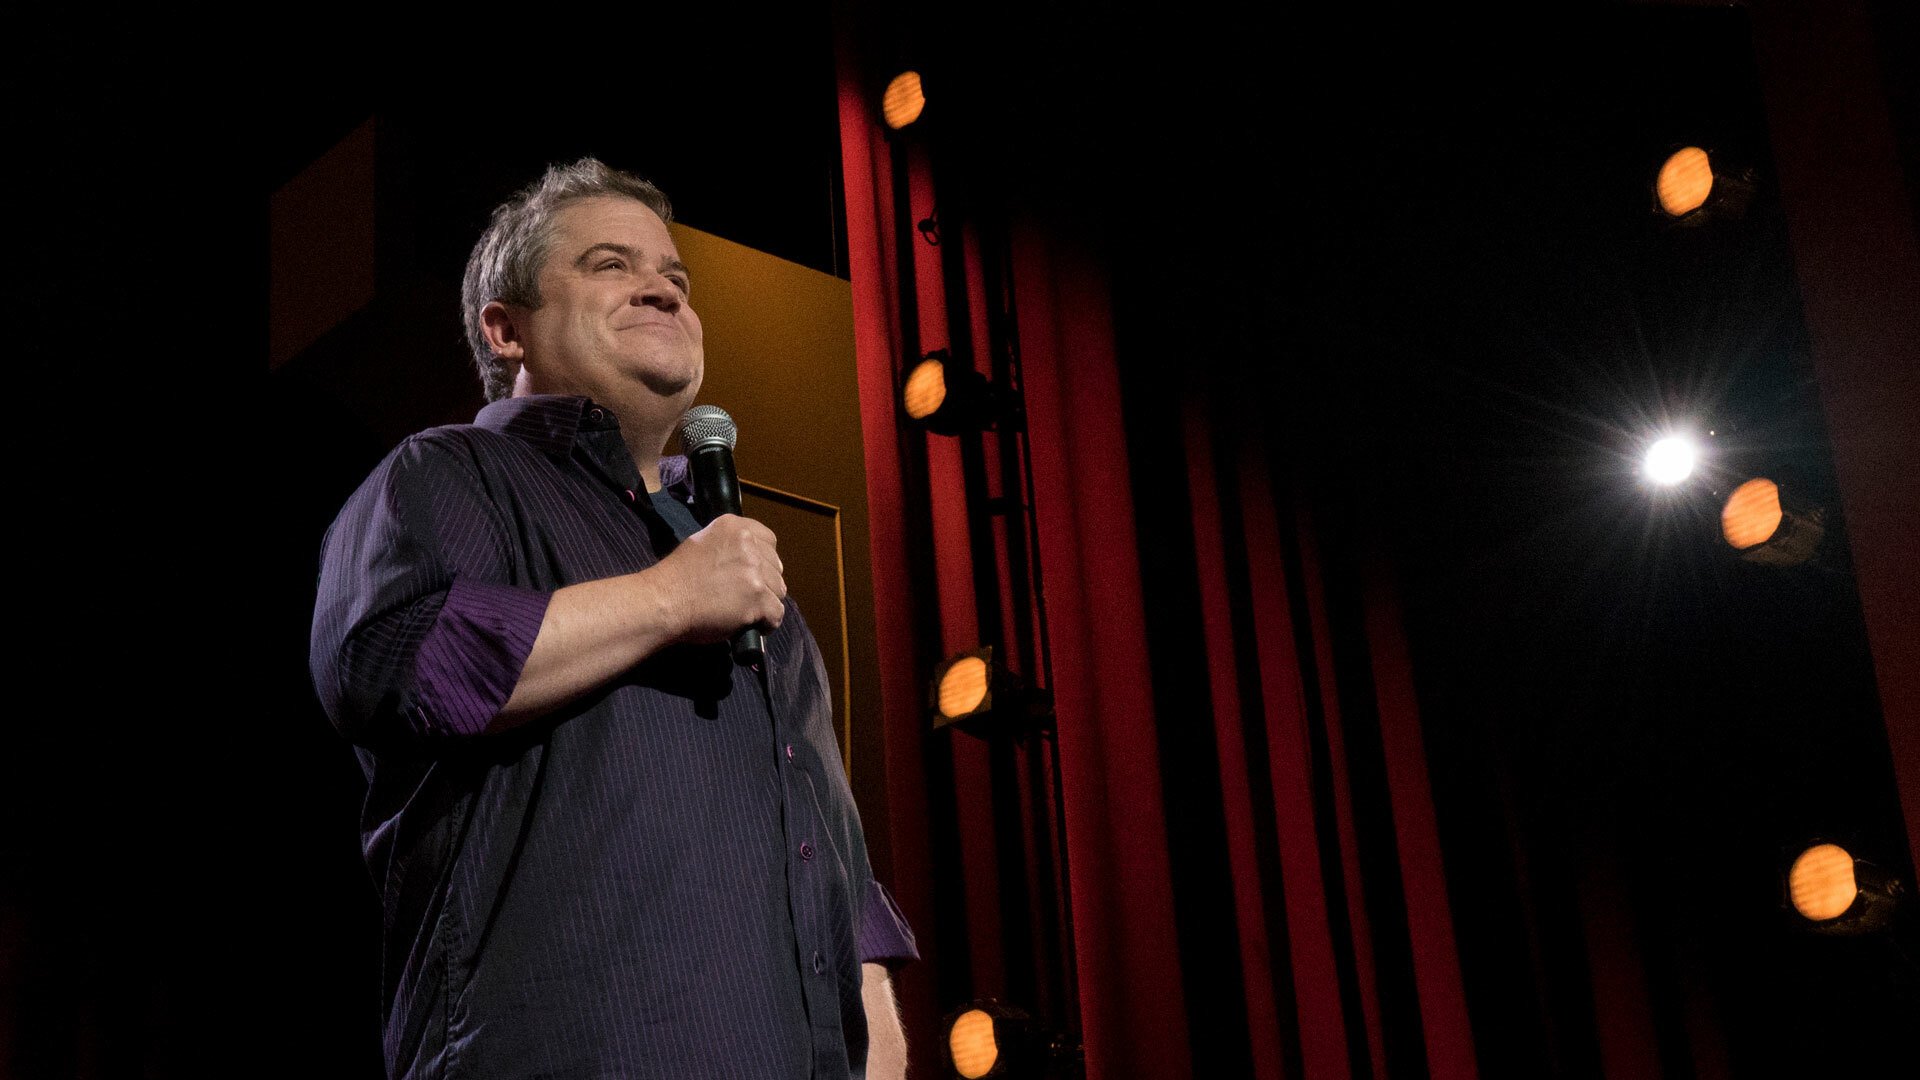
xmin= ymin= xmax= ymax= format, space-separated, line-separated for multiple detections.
xmin=504 ymin=195 xmax=705 ymax=407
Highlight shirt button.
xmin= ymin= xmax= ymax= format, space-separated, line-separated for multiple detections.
xmin=588 ymin=408 xmax=605 ymax=422
xmin=785 ymin=743 xmax=794 ymax=761
xmin=799 ymin=841 xmax=814 ymax=860
xmin=811 ymin=950 xmax=825 ymax=974
xmin=623 ymin=489 xmax=636 ymax=503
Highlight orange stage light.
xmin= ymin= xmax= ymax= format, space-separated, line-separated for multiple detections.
xmin=904 ymin=357 xmax=947 ymax=420
xmin=1658 ymin=146 xmax=1713 ymax=216
xmin=1789 ymin=843 xmax=1858 ymax=922
xmin=949 ymin=1008 xmax=999 ymax=1079
xmin=1721 ymin=477 xmax=1784 ymax=549
xmin=883 ymin=71 xmax=926 ymax=130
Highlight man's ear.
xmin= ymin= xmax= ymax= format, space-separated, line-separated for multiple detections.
xmin=481 ymin=300 xmax=527 ymax=364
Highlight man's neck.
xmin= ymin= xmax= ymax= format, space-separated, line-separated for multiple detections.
xmin=513 ymin=375 xmax=692 ymax=493
xmin=596 ymin=387 xmax=691 ymax=493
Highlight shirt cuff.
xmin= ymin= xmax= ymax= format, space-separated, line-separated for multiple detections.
xmin=857 ymin=878 xmax=920 ymax=970
xmin=411 ymin=577 xmax=551 ymax=737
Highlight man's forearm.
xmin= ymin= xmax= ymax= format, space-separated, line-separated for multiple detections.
xmin=492 ymin=564 xmax=688 ymax=728
xmin=490 ymin=513 xmax=784 ymax=730
xmin=863 ymin=962 xmax=907 ymax=1080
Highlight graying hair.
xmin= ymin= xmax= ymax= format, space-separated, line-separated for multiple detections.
xmin=461 ymin=158 xmax=673 ymax=401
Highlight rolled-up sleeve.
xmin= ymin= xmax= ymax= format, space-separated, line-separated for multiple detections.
xmin=310 ymin=432 xmax=551 ymax=747
xmin=857 ymin=878 xmax=920 ymax=971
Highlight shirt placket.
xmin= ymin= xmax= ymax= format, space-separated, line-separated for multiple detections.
xmin=756 ymin=652 xmax=846 ymax=1075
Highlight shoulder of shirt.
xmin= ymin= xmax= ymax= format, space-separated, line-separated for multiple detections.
xmin=382 ymin=423 xmax=539 ymax=474
xmin=340 ymin=425 xmax=540 ymax=516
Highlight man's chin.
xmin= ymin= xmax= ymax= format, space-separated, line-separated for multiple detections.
xmin=638 ymin=366 xmax=702 ymax=402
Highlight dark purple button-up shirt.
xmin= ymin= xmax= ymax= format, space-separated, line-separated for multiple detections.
xmin=310 ymin=395 xmax=916 ymax=1079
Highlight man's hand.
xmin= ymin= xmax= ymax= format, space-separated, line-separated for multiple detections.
xmin=654 ymin=514 xmax=786 ymax=644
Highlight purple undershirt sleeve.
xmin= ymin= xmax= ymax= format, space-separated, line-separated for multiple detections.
xmin=410 ymin=577 xmax=552 ymax=737
xmin=857 ymin=878 xmax=920 ymax=971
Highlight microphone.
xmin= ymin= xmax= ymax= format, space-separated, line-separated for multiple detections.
xmin=678 ymin=405 xmax=764 ymax=667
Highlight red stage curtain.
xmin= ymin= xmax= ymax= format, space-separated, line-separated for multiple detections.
xmin=1146 ymin=363 xmax=1481 ymax=1080
xmin=1013 ymin=224 xmax=1195 ymax=1079
xmin=838 ymin=39 xmax=1478 ymax=1080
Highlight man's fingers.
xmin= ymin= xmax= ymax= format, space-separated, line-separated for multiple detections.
xmin=757 ymin=579 xmax=786 ymax=629
xmin=673 ymin=513 xmax=790 ymax=642
xmin=722 ymin=514 xmax=777 ymax=548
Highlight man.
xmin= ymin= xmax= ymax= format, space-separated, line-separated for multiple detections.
xmin=310 ymin=158 xmax=916 ymax=1079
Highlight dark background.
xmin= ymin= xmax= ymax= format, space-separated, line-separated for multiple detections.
xmin=10 ymin=3 xmax=1915 ymax=1075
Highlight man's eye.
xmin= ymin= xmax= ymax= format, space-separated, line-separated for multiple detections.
xmin=597 ymin=259 xmax=625 ymax=272
xmin=669 ymin=277 xmax=690 ymax=293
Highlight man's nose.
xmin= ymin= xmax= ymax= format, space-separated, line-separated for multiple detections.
xmin=631 ymin=270 xmax=681 ymax=311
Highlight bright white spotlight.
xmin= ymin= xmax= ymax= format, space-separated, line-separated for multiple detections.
xmin=1644 ymin=436 xmax=1697 ymax=485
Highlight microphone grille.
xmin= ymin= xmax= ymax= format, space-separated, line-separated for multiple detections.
xmin=679 ymin=404 xmax=738 ymax=451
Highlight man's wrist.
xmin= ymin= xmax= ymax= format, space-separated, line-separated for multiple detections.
xmin=629 ymin=561 xmax=691 ymax=648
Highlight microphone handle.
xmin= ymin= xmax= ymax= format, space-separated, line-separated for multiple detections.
xmin=689 ymin=445 xmax=765 ymax=667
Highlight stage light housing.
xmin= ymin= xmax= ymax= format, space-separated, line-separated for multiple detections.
xmin=1653 ymin=144 xmax=1755 ymax=225
xmin=1784 ymin=841 xmax=1904 ymax=935
xmin=1720 ymin=476 xmax=1825 ymax=566
xmin=943 ymin=999 xmax=1060 ymax=1080
xmin=903 ymin=349 xmax=996 ymax=435
xmin=883 ymin=71 xmax=926 ymax=130
xmin=930 ymin=646 xmax=1052 ymax=740
xmin=1790 ymin=843 xmax=1857 ymax=921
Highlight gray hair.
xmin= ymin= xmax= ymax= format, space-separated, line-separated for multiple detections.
xmin=461 ymin=157 xmax=674 ymax=401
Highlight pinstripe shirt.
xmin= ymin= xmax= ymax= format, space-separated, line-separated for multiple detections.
xmin=310 ymin=394 xmax=916 ymax=1079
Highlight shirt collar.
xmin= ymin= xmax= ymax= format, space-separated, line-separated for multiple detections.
xmin=474 ymin=393 xmax=602 ymax=456
xmin=474 ymin=394 xmax=694 ymax=502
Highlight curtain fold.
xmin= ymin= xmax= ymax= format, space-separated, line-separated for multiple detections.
xmin=1012 ymin=222 xmax=1196 ymax=1079
xmin=1178 ymin=375 xmax=1480 ymax=1079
